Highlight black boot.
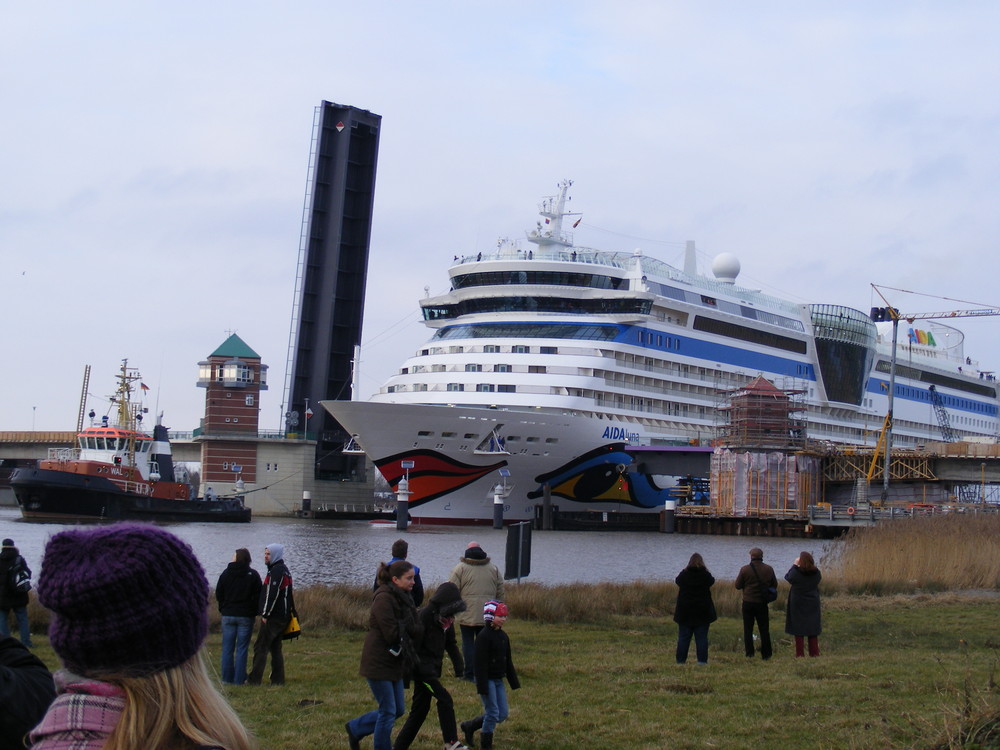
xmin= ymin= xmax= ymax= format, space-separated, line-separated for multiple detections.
xmin=480 ymin=732 xmax=494 ymax=750
xmin=460 ymin=716 xmax=483 ymax=747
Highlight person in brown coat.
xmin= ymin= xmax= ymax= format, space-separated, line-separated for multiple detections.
xmin=346 ymin=560 xmax=421 ymax=750
xmin=734 ymin=547 xmax=777 ymax=660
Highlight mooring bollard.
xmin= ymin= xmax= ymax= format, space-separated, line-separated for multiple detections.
xmin=493 ymin=488 xmax=504 ymax=529
xmin=542 ymin=483 xmax=552 ymax=530
xmin=662 ymin=498 xmax=676 ymax=533
xmin=396 ymin=477 xmax=410 ymax=531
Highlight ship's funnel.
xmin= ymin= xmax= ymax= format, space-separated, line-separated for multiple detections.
xmin=151 ymin=423 xmax=176 ymax=482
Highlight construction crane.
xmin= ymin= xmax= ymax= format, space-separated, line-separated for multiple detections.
xmin=868 ymin=284 xmax=1000 ymax=503
xmin=927 ymin=385 xmax=958 ymax=443
xmin=75 ymin=364 xmax=92 ymax=433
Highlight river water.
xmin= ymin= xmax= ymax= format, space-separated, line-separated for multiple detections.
xmin=0 ymin=507 xmax=834 ymax=588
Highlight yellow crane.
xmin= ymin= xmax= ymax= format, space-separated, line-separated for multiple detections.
xmin=867 ymin=285 xmax=1000 ymax=503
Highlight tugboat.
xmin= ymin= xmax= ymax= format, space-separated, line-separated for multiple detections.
xmin=11 ymin=360 xmax=251 ymax=523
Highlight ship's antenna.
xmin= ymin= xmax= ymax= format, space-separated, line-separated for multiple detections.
xmin=526 ymin=179 xmax=578 ymax=250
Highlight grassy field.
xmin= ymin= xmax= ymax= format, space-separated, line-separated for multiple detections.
xmin=22 ymin=515 xmax=1000 ymax=749
xmin=24 ymin=590 xmax=1000 ymax=749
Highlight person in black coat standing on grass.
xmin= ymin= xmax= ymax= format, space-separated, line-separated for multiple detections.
xmin=0 ymin=539 xmax=32 ymax=647
xmin=215 ymin=547 xmax=263 ymax=684
xmin=785 ymin=551 xmax=822 ymax=657
xmin=673 ymin=552 xmax=718 ymax=665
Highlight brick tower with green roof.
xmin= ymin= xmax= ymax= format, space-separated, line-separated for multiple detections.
xmin=196 ymin=333 xmax=269 ymax=491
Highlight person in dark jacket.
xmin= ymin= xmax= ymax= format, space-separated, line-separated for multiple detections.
xmin=784 ymin=551 xmax=822 ymax=657
xmin=215 ymin=547 xmax=263 ymax=684
xmin=247 ymin=543 xmax=293 ymax=686
xmin=673 ymin=552 xmax=718 ymax=665
xmin=460 ymin=601 xmax=520 ymax=750
xmin=0 ymin=635 xmax=54 ymax=750
xmin=373 ymin=539 xmax=424 ymax=607
xmin=0 ymin=539 xmax=32 ymax=647
xmin=734 ymin=547 xmax=777 ymax=660
xmin=393 ymin=582 xmax=468 ymax=750
xmin=346 ymin=560 xmax=421 ymax=750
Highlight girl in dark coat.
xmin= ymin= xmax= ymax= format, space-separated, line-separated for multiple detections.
xmin=392 ymin=582 xmax=468 ymax=750
xmin=346 ymin=560 xmax=421 ymax=750
xmin=784 ymin=551 xmax=822 ymax=657
xmin=673 ymin=552 xmax=717 ymax=665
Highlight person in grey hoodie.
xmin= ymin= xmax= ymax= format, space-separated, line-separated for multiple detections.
xmin=247 ymin=543 xmax=293 ymax=686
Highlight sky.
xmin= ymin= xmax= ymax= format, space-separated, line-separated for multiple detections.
xmin=2 ymin=2 xmax=1000 ymax=433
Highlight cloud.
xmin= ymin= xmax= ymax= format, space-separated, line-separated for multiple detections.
xmin=1 ymin=2 xmax=999 ymax=430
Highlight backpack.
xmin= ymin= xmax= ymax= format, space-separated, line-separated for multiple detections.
xmin=8 ymin=560 xmax=31 ymax=593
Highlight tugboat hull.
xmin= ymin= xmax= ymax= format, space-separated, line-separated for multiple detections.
xmin=11 ymin=467 xmax=252 ymax=523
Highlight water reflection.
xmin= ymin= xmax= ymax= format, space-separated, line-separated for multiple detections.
xmin=1 ymin=509 xmax=833 ymax=588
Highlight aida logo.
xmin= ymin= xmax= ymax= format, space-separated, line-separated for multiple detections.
xmin=602 ymin=426 xmax=640 ymax=442
xmin=908 ymin=328 xmax=937 ymax=346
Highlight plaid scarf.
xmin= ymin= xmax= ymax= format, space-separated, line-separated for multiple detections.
xmin=29 ymin=673 xmax=126 ymax=750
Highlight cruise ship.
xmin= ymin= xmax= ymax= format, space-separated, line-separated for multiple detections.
xmin=323 ymin=181 xmax=998 ymax=524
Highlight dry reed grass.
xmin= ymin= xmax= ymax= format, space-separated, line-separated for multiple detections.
xmin=824 ymin=512 xmax=1000 ymax=593
xmin=21 ymin=514 xmax=998 ymax=635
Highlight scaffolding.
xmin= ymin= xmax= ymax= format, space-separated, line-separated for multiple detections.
xmin=715 ymin=376 xmax=807 ymax=450
xmin=710 ymin=450 xmax=821 ymax=518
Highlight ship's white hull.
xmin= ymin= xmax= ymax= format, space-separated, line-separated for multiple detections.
xmin=322 ymin=400 xmax=701 ymax=523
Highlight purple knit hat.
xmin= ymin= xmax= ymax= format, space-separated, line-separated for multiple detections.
xmin=37 ymin=523 xmax=209 ymax=677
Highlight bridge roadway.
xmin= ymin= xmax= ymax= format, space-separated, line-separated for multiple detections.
xmin=807 ymin=501 xmax=999 ymax=529
xmin=931 ymin=454 xmax=1000 ymax=482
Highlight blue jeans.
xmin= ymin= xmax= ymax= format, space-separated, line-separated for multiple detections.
xmin=676 ymin=623 xmax=710 ymax=664
xmin=220 ymin=615 xmax=255 ymax=684
xmin=479 ymin=678 xmax=509 ymax=733
xmin=0 ymin=607 xmax=31 ymax=647
xmin=348 ymin=678 xmax=405 ymax=750
xmin=460 ymin=624 xmax=483 ymax=680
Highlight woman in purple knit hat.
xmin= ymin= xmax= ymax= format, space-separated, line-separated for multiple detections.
xmin=28 ymin=523 xmax=256 ymax=750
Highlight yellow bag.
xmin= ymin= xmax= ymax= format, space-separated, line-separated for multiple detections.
xmin=282 ymin=611 xmax=301 ymax=641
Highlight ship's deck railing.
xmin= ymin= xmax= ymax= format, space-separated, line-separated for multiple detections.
xmin=108 ymin=478 xmax=153 ymax=496
xmin=456 ymin=247 xmax=631 ymax=270
xmin=454 ymin=247 xmax=803 ymax=316
xmin=173 ymin=429 xmax=316 ymax=441
xmin=48 ymin=447 xmax=81 ymax=461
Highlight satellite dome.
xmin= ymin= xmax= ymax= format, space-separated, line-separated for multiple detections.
xmin=712 ymin=253 xmax=741 ymax=284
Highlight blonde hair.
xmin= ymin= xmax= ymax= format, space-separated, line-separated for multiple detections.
xmin=104 ymin=653 xmax=256 ymax=750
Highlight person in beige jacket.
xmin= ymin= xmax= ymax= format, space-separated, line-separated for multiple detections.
xmin=448 ymin=542 xmax=504 ymax=681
